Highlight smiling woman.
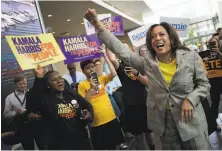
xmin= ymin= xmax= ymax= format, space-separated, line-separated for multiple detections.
xmin=84 ymin=8 xmax=211 ymax=150
xmin=146 ymin=22 xmax=190 ymax=59
xmin=26 ymin=66 xmax=94 ymax=150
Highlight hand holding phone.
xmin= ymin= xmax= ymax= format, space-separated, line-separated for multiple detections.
xmin=124 ymin=66 xmax=138 ymax=75
xmin=90 ymin=72 xmax=99 ymax=85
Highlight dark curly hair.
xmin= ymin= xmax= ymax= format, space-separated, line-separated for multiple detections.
xmin=80 ymin=60 xmax=94 ymax=70
xmin=146 ymin=22 xmax=190 ymax=58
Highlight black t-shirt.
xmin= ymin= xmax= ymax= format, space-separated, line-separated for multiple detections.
xmin=117 ymin=63 xmax=147 ymax=106
xmin=41 ymin=91 xmax=91 ymax=140
xmin=30 ymin=78 xmax=93 ymax=143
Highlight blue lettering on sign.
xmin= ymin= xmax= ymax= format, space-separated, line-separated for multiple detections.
xmin=171 ymin=23 xmax=187 ymax=31
xmin=132 ymin=30 xmax=148 ymax=41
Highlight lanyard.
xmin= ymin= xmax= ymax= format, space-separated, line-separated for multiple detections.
xmin=14 ymin=91 xmax=26 ymax=106
xmin=71 ymin=74 xmax=76 ymax=83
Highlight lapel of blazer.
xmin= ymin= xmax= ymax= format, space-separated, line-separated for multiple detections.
xmin=169 ymin=49 xmax=188 ymax=89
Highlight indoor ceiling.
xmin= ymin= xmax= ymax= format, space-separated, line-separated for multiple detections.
xmin=38 ymin=1 xmax=141 ymax=37
xmin=39 ymin=0 xmax=220 ymax=38
xmin=104 ymin=1 xmax=151 ymax=23
xmin=103 ymin=0 xmax=219 ymax=24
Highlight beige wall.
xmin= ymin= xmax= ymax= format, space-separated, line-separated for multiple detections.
xmin=54 ymin=31 xmax=133 ymax=75
xmin=54 ymin=61 xmax=82 ymax=76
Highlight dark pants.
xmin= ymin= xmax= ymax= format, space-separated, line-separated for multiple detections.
xmin=91 ymin=119 xmax=124 ymax=150
xmin=209 ymin=78 xmax=222 ymax=124
xmin=16 ymin=122 xmax=34 ymax=150
xmin=112 ymin=91 xmax=126 ymax=132
xmin=29 ymin=121 xmax=46 ymax=150
xmin=201 ymin=98 xmax=217 ymax=135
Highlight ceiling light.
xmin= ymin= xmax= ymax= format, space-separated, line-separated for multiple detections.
xmin=52 ymin=32 xmax=55 ymax=34
xmin=48 ymin=14 xmax=52 ymax=17
xmin=81 ymin=22 xmax=84 ymax=24
xmin=67 ymin=19 xmax=71 ymax=22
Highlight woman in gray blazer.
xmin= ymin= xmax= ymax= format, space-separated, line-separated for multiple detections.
xmin=84 ymin=9 xmax=211 ymax=150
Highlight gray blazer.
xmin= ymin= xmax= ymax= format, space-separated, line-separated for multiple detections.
xmin=98 ymin=30 xmax=211 ymax=141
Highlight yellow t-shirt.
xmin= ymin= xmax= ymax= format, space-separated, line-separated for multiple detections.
xmin=158 ymin=58 xmax=177 ymax=110
xmin=78 ymin=75 xmax=116 ymax=127
xmin=158 ymin=58 xmax=177 ymax=86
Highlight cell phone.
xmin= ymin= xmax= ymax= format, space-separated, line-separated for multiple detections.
xmin=90 ymin=72 xmax=99 ymax=85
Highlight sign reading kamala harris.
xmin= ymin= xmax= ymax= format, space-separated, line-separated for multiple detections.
xmin=5 ymin=33 xmax=65 ymax=70
xmin=127 ymin=24 xmax=152 ymax=47
xmin=160 ymin=17 xmax=190 ymax=38
xmin=59 ymin=34 xmax=103 ymax=64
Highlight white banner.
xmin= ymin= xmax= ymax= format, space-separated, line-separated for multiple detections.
xmin=127 ymin=24 xmax=152 ymax=47
xmin=160 ymin=17 xmax=190 ymax=38
xmin=84 ymin=14 xmax=111 ymax=35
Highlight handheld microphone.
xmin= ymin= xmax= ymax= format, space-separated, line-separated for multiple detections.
xmin=71 ymin=100 xmax=83 ymax=117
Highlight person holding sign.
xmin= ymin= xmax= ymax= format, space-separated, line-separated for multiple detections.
xmin=84 ymin=9 xmax=211 ymax=150
xmin=78 ymin=50 xmax=125 ymax=150
xmin=203 ymin=34 xmax=222 ymax=132
xmin=106 ymin=48 xmax=155 ymax=150
xmin=30 ymin=66 xmax=93 ymax=150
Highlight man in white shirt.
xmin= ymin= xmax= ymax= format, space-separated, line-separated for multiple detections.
xmin=63 ymin=63 xmax=86 ymax=89
xmin=4 ymin=75 xmax=27 ymax=120
xmin=4 ymin=75 xmax=34 ymax=149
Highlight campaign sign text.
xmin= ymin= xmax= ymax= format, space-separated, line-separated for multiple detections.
xmin=5 ymin=33 xmax=65 ymax=70
xmin=160 ymin=17 xmax=190 ymax=38
xmin=204 ymin=57 xmax=222 ymax=78
xmin=128 ymin=24 xmax=152 ymax=47
xmin=59 ymin=34 xmax=103 ymax=64
xmin=84 ymin=14 xmax=124 ymax=36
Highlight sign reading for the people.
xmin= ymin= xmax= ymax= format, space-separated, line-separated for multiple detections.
xmin=204 ymin=56 xmax=222 ymax=78
xmin=5 ymin=33 xmax=65 ymax=70
xmin=59 ymin=34 xmax=103 ymax=64
xmin=160 ymin=17 xmax=190 ymax=38
xmin=84 ymin=14 xmax=124 ymax=36
xmin=128 ymin=24 xmax=153 ymax=47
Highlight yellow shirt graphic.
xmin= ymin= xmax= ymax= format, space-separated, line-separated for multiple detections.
xmin=78 ymin=75 xmax=116 ymax=127
xmin=57 ymin=103 xmax=76 ymax=119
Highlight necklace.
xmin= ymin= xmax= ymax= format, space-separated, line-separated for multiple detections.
xmin=157 ymin=55 xmax=174 ymax=64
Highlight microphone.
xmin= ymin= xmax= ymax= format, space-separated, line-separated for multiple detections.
xmin=71 ymin=100 xmax=83 ymax=118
